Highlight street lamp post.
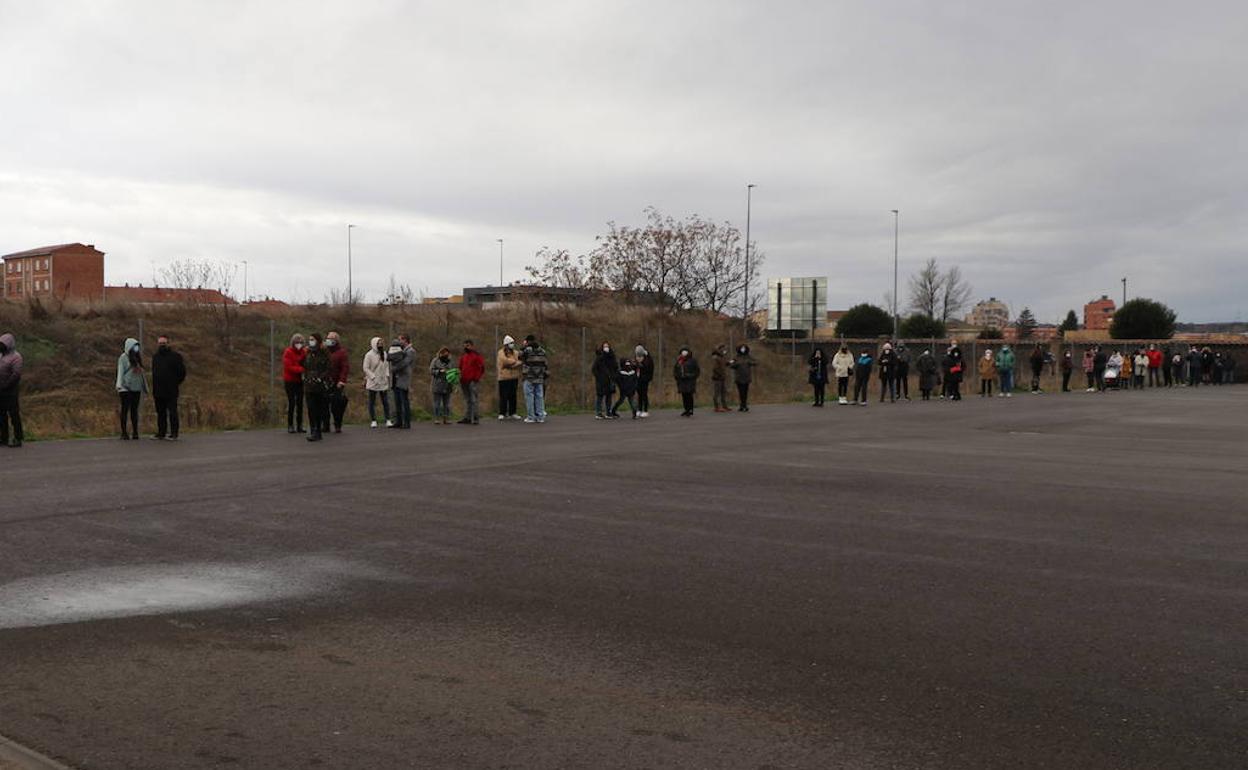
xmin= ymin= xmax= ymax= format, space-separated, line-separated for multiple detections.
xmin=242 ymin=260 xmax=248 ymax=303
xmin=891 ymin=209 xmax=899 ymax=341
xmin=744 ymin=184 xmax=755 ymax=336
xmin=347 ymin=224 xmax=356 ymax=303
xmin=498 ymin=239 xmax=504 ymax=286
xmin=1121 ymin=276 xmax=1127 ymax=307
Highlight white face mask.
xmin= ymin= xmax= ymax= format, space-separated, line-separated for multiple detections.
xmin=308 ymin=341 xmax=318 ymax=349
xmin=602 ymin=347 xmax=610 ymax=353
xmin=294 ymin=342 xmax=303 ymax=350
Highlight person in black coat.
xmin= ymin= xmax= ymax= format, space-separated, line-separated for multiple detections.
xmin=611 ymin=358 xmax=641 ymax=419
xmin=1093 ymin=345 xmax=1109 ymax=391
xmin=673 ymin=347 xmax=700 ymax=417
xmin=878 ymin=343 xmax=897 ymax=403
xmin=894 ymin=343 xmax=911 ymax=400
xmin=634 ymin=344 xmax=654 ymax=417
xmin=808 ymin=348 xmax=828 ymax=406
xmin=592 ymin=342 xmax=619 ymax=418
xmin=941 ymin=341 xmax=964 ymax=400
xmin=150 ymin=334 xmax=187 ymax=440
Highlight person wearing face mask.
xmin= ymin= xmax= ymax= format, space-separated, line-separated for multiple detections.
xmin=302 ymin=333 xmax=332 ymax=441
xmin=832 ymin=345 xmax=854 ymax=405
xmin=520 ymin=335 xmax=549 ymax=423
xmin=808 ymin=348 xmax=828 ymax=406
xmin=326 ymin=331 xmax=350 ymax=433
xmin=1060 ymin=349 xmax=1074 ymax=392
xmin=362 ymin=336 xmax=393 ymax=429
xmin=634 ymin=344 xmax=654 ymax=417
xmin=612 ymin=357 xmax=640 ymax=419
xmin=894 ymin=343 xmax=911 ymax=400
xmin=496 ymin=335 xmax=522 ymax=421
xmin=116 ymin=336 xmax=148 ymax=440
xmin=150 ymin=334 xmax=187 ymax=440
xmin=673 ymin=346 xmax=700 ymax=417
xmin=457 ymin=339 xmax=485 ymax=425
xmin=728 ymin=344 xmax=756 ymax=412
xmin=710 ymin=345 xmax=731 ymax=413
xmin=942 ymin=340 xmax=963 ymax=401
xmin=592 ymin=341 xmax=619 ymax=419
xmin=978 ymin=347 xmax=996 ymax=397
xmin=430 ymin=347 xmax=454 ymax=425
xmin=282 ymin=333 xmax=308 ymax=433
xmin=0 ymin=332 xmax=23 ymax=448
xmin=877 ymin=342 xmax=897 ymax=403
xmin=388 ymin=335 xmax=415 ymax=429
xmin=916 ymin=348 xmax=938 ymax=401
xmin=852 ymin=348 xmax=874 ymax=405
xmin=995 ymin=344 xmax=1016 ymax=397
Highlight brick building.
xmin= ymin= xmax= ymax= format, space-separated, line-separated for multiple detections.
xmin=967 ymin=297 xmax=1011 ymax=330
xmin=2 ymin=243 xmax=105 ymax=301
xmin=1083 ymin=295 xmax=1116 ymax=330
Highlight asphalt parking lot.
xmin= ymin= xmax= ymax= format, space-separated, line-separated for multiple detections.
xmin=1 ymin=387 xmax=1245 ymax=769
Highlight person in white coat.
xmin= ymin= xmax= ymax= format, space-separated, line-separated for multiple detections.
xmin=362 ymin=336 xmax=393 ymax=428
xmin=831 ymin=345 xmax=855 ymax=404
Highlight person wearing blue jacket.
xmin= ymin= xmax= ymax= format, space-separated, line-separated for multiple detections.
xmin=852 ymin=349 xmax=874 ymax=405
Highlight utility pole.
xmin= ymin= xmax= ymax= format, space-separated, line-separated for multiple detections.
xmin=891 ymin=209 xmax=900 ymax=341
xmin=743 ymin=184 xmax=755 ymax=336
xmin=242 ymin=260 xmax=248 ymax=303
xmin=498 ymin=239 xmax=504 ymax=286
xmin=347 ymin=224 xmax=356 ymax=303
xmin=1121 ymin=276 xmax=1127 ymax=307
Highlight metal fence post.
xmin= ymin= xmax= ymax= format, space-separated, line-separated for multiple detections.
xmin=580 ymin=326 xmax=587 ymax=410
xmin=269 ymin=319 xmax=276 ymax=424
xmin=657 ymin=326 xmax=664 ymax=407
xmin=137 ymin=317 xmax=144 ymax=436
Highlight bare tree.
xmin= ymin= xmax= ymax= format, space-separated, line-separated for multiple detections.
xmin=156 ymin=258 xmax=239 ymax=346
xmin=939 ymin=265 xmax=973 ymax=322
xmin=524 ymin=247 xmax=600 ymax=289
xmin=908 ymin=258 xmax=945 ymax=318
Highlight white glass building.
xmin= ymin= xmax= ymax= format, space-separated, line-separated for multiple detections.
xmin=766 ymin=277 xmax=828 ymax=334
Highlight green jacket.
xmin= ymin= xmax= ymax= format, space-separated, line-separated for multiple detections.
xmin=994 ymin=347 xmax=1016 ymax=372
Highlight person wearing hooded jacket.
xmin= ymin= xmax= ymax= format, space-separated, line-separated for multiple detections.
xmin=894 ymin=343 xmax=912 ymax=400
xmin=942 ymin=341 xmax=964 ymax=400
xmin=282 ymin=333 xmax=307 ymax=433
xmin=832 ymin=345 xmax=854 ymax=404
xmin=496 ymin=335 xmax=522 ymax=420
xmin=635 ymin=344 xmax=654 ymax=417
xmin=808 ymin=348 xmax=828 ymax=406
xmin=388 ymin=335 xmax=415 ymax=429
xmin=592 ymin=341 xmax=619 ymax=418
xmin=916 ymin=348 xmax=938 ymax=400
xmin=0 ymin=332 xmax=23 ymax=447
xmin=711 ymin=345 xmax=731 ymax=413
xmin=1029 ymin=344 xmax=1046 ymax=393
xmin=362 ymin=336 xmax=393 ymax=428
xmin=673 ymin=346 xmax=700 ymax=416
xmin=728 ymin=344 xmax=756 ymax=412
xmin=877 ymin=342 xmax=897 ymax=403
xmin=326 ymin=331 xmax=350 ymax=432
xmin=302 ymin=333 xmax=333 ymax=442
xmin=116 ymin=337 xmax=147 ymax=439
xmin=995 ymin=345 xmax=1016 ymax=396
xmin=430 ymin=347 xmax=454 ymax=424
xmin=612 ymin=357 xmax=641 ymax=419
xmin=150 ymin=334 xmax=186 ymax=440
xmin=852 ymin=349 xmax=873 ymax=405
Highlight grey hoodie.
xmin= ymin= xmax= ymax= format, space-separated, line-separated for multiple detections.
xmin=116 ymin=337 xmax=147 ymax=393
xmin=0 ymin=333 xmax=22 ymax=394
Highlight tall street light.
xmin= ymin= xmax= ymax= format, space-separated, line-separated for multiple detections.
xmin=498 ymin=239 xmax=504 ymax=286
xmin=347 ymin=224 xmax=356 ymax=302
xmin=1121 ymin=276 xmax=1127 ymax=307
xmin=242 ymin=260 xmax=248 ymax=303
xmin=891 ymin=209 xmax=899 ymax=341
xmin=744 ymin=183 xmax=755 ymax=336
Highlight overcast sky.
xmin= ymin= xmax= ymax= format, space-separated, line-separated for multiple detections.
xmin=2 ymin=1 xmax=1245 ymax=322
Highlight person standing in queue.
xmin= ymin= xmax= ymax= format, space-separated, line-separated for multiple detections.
xmin=592 ymin=341 xmax=619 ymax=419
xmin=362 ymin=336 xmax=393 ymax=428
xmin=894 ymin=343 xmax=911 ymax=400
xmin=978 ymin=347 xmax=996 ymax=397
xmin=457 ymin=339 xmax=485 ymax=425
xmin=673 ymin=346 xmax=700 ymax=417
xmin=995 ymin=344 xmax=1016 ymax=397
xmin=853 ymin=348 xmax=874 ymax=405
xmin=520 ymin=335 xmax=549 ymax=423
xmin=942 ymin=341 xmax=964 ymax=400
xmin=282 ymin=334 xmax=307 ymax=433
xmin=1029 ymin=343 xmax=1046 ymax=394
xmin=916 ymin=348 xmax=937 ymax=401
xmin=729 ymin=344 xmax=756 ymax=412
xmin=612 ymin=357 xmax=640 ymax=419
xmin=1060 ymin=349 xmax=1074 ymax=392
xmin=808 ymin=347 xmax=828 ymax=406
xmin=388 ymin=335 xmax=415 ymax=429
xmin=496 ymin=335 xmax=522 ymax=421
xmin=150 ymin=335 xmax=186 ymax=440
xmin=1093 ymin=345 xmax=1109 ymax=391
xmin=116 ymin=337 xmax=147 ymax=440
xmin=710 ymin=345 xmax=731 ymax=413
xmin=635 ymin=344 xmax=653 ymax=418
xmin=430 ymin=347 xmax=454 ymax=425
xmin=302 ymin=333 xmax=332 ymax=442
xmin=1082 ymin=348 xmax=1096 ymax=391
xmin=0 ymin=332 xmax=23 ymax=448
xmin=877 ymin=342 xmax=897 ymax=403
xmin=326 ymin=331 xmax=350 ymax=433
xmin=832 ymin=345 xmax=854 ymax=405
xmin=1146 ymin=343 xmax=1163 ymax=388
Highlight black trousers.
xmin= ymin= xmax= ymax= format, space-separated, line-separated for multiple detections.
xmin=637 ymin=381 xmax=650 ymax=412
xmin=0 ymin=391 xmax=21 ymax=444
xmin=880 ymin=375 xmax=894 ymax=401
xmin=1164 ymin=367 xmax=1174 ymax=386
xmin=285 ymin=381 xmax=304 ymax=429
xmin=736 ymin=382 xmax=749 ymax=410
xmin=330 ymin=391 xmax=348 ymax=430
xmin=1148 ymin=368 xmax=1159 ymax=387
xmin=837 ymin=377 xmax=849 ymax=398
xmin=1062 ymin=371 xmax=1072 ymax=391
xmin=154 ymin=394 xmax=179 ymax=438
xmin=812 ymin=381 xmax=825 ymax=404
xmin=681 ymin=392 xmax=695 ymax=413
xmin=895 ymin=366 xmax=909 ymax=398
xmin=498 ymin=379 xmax=518 ymax=416
xmin=853 ymin=376 xmax=870 ymax=402
xmin=119 ymin=391 xmax=141 ymax=436
xmin=306 ymin=391 xmax=328 ymax=438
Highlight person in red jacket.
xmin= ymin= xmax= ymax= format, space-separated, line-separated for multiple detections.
xmin=326 ymin=331 xmax=350 ymax=433
xmin=282 ymin=333 xmax=308 ymax=433
xmin=457 ymin=339 xmax=486 ymax=425
xmin=1146 ymin=343 xmax=1163 ymax=388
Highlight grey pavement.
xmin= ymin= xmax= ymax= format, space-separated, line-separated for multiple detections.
xmin=0 ymin=387 xmax=1245 ymax=769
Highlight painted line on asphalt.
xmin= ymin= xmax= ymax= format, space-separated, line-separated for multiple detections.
xmin=0 ymin=733 xmax=74 ymax=770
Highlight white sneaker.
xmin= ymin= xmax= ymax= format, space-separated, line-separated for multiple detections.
xmin=1005 ymin=392 xmax=1012 ymax=398
xmin=498 ymin=414 xmax=506 ymax=421
xmin=370 ymin=420 xmax=378 ymax=429
xmin=639 ymin=411 xmax=648 ymax=418
xmin=385 ymin=419 xmax=394 ymax=427
xmin=523 ymin=417 xmax=536 ymax=423
xmin=511 ymin=415 xmax=523 ymax=421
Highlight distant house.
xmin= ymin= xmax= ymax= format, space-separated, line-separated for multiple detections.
xmin=461 ymin=285 xmax=660 ymax=309
xmin=1084 ymin=295 xmax=1116 ymax=330
xmin=105 ymin=284 xmax=237 ymax=306
xmin=967 ymin=298 xmax=1010 ymax=330
xmin=2 ymin=243 xmax=105 ymax=301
